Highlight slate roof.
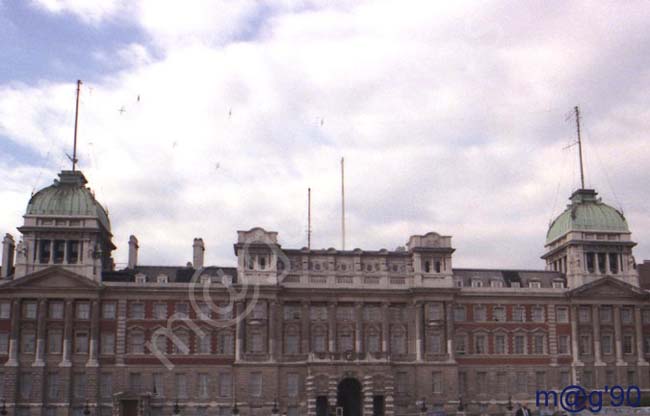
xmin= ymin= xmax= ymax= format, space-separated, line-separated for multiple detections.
xmin=453 ymin=268 xmax=565 ymax=288
xmin=102 ymin=265 xmax=237 ymax=283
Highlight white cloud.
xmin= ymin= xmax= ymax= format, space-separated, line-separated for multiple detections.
xmin=3 ymin=1 xmax=650 ymax=269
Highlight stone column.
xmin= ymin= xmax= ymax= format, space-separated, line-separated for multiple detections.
xmin=593 ymin=305 xmax=605 ymax=366
xmin=634 ymin=306 xmax=649 ymax=366
xmin=235 ymin=301 xmax=244 ymax=361
xmin=355 ymin=302 xmax=363 ymax=353
xmin=59 ymin=299 xmax=73 ymax=367
xmin=87 ymin=300 xmax=99 ymax=367
xmin=382 ymin=303 xmax=389 ymax=354
xmin=301 ymin=301 xmax=310 ymax=354
xmin=614 ymin=305 xmax=626 ymax=366
xmin=570 ymin=305 xmax=583 ymax=383
xmin=33 ymin=299 xmax=46 ymax=367
xmin=5 ymin=298 xmax=20 ymax=366
xmin=328 ymin=302 xmax=336 ymax=353
xmin=415 ymin=301 xmax=423 ymax=361
xmin=446 ymin=302 xmax=455 ymax=363
xmin=268 ymin=300 xmax=277 ymax=361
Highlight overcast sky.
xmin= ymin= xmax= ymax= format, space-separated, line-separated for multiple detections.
xmin=1 ymin=1 xmax=649 ymax=269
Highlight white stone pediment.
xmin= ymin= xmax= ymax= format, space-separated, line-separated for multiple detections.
xmin=568 ymin=276 xmax=648 ymax=300
xmin=0 ymin=266 xmax=100 ymax=291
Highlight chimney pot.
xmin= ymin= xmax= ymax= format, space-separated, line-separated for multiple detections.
xmin=128 ymin=235 xmax=139 ymax=269
xmin=2 ymin=233 xmax=16 ymax=279
xmin=193 ymin=238 xmax=205 ymax=269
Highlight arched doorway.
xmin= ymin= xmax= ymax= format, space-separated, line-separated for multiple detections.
xmin=337 ymin=378 xmax=362 ymax=416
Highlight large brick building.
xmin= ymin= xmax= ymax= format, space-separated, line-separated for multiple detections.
xmin=0 ymin=169 xmax=649 ymax=416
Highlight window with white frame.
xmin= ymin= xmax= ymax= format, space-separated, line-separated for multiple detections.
xmin=532 ymin=334 xmax=545 ymax=354
xmin=513 ymin=334 xmax=526 ymax=354
xmin=287 ymin=373 xmax=299 ymax=397
xmin=427 ymin=303 xmax=442 ymax=320
xmin=493 ymin=306 xmax=505 ymax=322
xmin=100 ymin=332 xmax=115 ymax=354
xmin=455 ymin=334 xmax=467 ymax=355
xmin=556 ymin=307 xmax=569 ymax=323
xmin=528 ymin=281 xmax=541 ymax=289
xmin=601 ymin=334 xmax=613 ymax=355
xmin=130 ymin=302 xmax=145 ymax=319
xmin=552 ymin=280 xmax=564 ymax=288
xmin=49 ymin=301 xmax=64 ymax=319
xmin=218 ymin=373 xmax=231 ymax=397
xmin=491 ymin=280 xmax=503 ymax=288
xmin=623 ymin=334 xmax=634 ymax=354
xmin=0 ymin=301 xmax=10 ymax=319
xmin=558 ymin=335 xmax=569 ymax=354
xmin=494 ymin=334 xmax=506 ymax=354
xmin=128 ymin=330 xmax=145 ymax=354
xmin=513 ymin=306 xmax=525 ymax=322
xmin=453 ymin=306 xmax=466 ymax=321
xmin=249 ymin=372 xmax=262 ymax=397
xmin=473 ymin=305 xmax=487 ymax=321
xmin=532 ymin=306 xmax=545 ymax=322
xmin=471 ymin=279 xmax=482 ymax=288
xmin=474 ymin=334 xmax=487 ymax=354
xmin=101 ymin=302 xmax=116 ymax=319
xmin=153 ymin=303 xmax=167 ymax=320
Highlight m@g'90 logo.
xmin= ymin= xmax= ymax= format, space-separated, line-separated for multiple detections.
xmin=536 ymin=385 xmax=641 ymax=413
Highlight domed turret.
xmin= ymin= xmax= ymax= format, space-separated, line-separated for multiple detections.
xmin=26 ymin=170 xmax=111 ymax=231
xmin=542 ymin=189 xmax=637 ymax=288
xmin=546 ymin=189 xmax=628 ymax=245
xmin=14 ymin=170 xmax=115 ymax=281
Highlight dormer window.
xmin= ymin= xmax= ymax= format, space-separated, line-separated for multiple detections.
xmin=511 ymin=282 xmax=521 ymax=288
xmin=455 ymin=279 xmax=464 ymax=288
xmin=135 ymin=274 xmax=146 ymax=284
xmin=221 ymin=275 xmax=233 ymax=286
xmin=491 ymin=280 xmax=503 ymax=288
xmin=552 ymin=281 xmax=564 ymax=289
xmin=528 ymin=281 xmax=541 ymax=289
xmin=471 ymin=279 xmax=482 ymax=288
xmin=157 ymin=274 xmax=169 ymax=284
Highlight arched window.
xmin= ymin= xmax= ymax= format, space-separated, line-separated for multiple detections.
xmin=311 ymin=326 xmax=327 ymax=353
xmin=284 ymin=326 xmax=300 ymax=355
xmin=338 ymin=326 xmax=354 ymax=352
xmin=365 ymin=326 xmax=381 ymax=353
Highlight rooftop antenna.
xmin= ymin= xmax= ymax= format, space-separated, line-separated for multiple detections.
xmin=575 ymin=105 xmax=585 ymax=189
xmin=307 ymin=187 xmax=312 ymax=250
xmin=341 ymin=157 xmax=346 ymax=250
xmin=68 ymin=80 xmax=82 ymax=172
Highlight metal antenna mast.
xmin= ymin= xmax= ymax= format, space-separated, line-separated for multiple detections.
xmin=575 ymin=105 xmax=585 ymax=189
xmin=341 ymin=157 xmax=346 ymax=251
xmin=307 ymin=187 xmax=312 ymax=250
xmin=72 ymin=80 xmax=82 ymax=172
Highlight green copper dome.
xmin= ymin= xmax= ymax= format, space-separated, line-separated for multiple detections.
xmin=546 ymin=189 xmax=628 ymax=244
xmin=26 ymin=170 xmax=110 ymax=231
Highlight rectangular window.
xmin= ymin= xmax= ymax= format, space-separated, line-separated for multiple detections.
xmin=643 ymin=309 xmax=650 ymax=324
xmin=428 ymin=333 xmax=441 ymax=354
xmin=516 ymin=372 xmax=527 ymax=393
xmin=532 ymin=306 xmax=545 ymax=322
xmin=601 ymin=334 xmax=613 ymax=355
xmin=473 ymin=305 xmax=486 ymax=321
xmin=287 ymin=373 xmax=299 ymax=397
xmin=560 ymin=371 xmax=570 ymax=387
xmin=586 ymin=252 xmax=595 ymax=273
xmin=367 ymin=332 xmax=380 ymax=353
xmin=623 ymin=334 xmax=634 ymax=354
xmin=455 ymin=335 xmax=466 ymax=355
xmin=627 ymin=370 xmax=636 ymax=385
xmin=73 ymin=373 xmax=86 ymax=399
xmin=621 ymin=308 xmax=633 ymax=324
xmin=100 ymin=332 xmax=115 ymax=354
xmin=582 ymin=370 xmax=593 ymax=388
xmin=53 ymin=240 xmax=65 ymax=263
xmin=0 ymin=332 xmax=8 ymax=353
xmin=218 ymin=332 xmax=234 ymax=355
xmin=153 ymin=303 xmax=168 ymax=320
xmin=249 ymin=372 xmax=262 ymax=397
xmin=47 ymin=372 xmax=59 ymax=400
xmin=432 ymin=371 xmax=442 ymax=393
xmin=536 ymin=372 xmax=546 ymax=390
xmin=313 ymin=333 xmax=326 ymax=353
xmin=597 ymin=253 xmax=607 ymax=274
xmin=496 ymin=372 xmax=507 ymax=394
xmin=600 ymin=306 xmax=612 ymax=323
xmin=427 ymin=304 xmax=441 ymax=321
xmin=75 ymin=302 xmax=90 ymax=320
xmin=389 ymin=305 xmax=406 ymax=321
xmin=219 ymin=373 xmax=232 ymax=397
xmin=453 ymin=306 xmax=466 ymax=321
xmin=21 ymin=330 xmax=36 ymax=353
xmin=558 ymin=335 xmax=569 ymax=354
xmin=609 ymin=253 xmax=619 ymax=274
xmin=250 ymin=332 xmax=264 ymax=353
xmin=579 ymin=335 xmax=591 ymax=355
xmin=0 ymin=301 xmax=10 ymax=319
xmin=198 ymin=333 xmax=211 ymax=354
xmin=644 ymin=336 xmax=650 ymax=354
xmin=251 ymin=302 xmax=266 ymax=319
xmin=175 ymin=374 xmax=188 ymax=398
xmin=533 ymin=335 xmax=545 ymax=354
xmin=198 ymin=303 xmax=212 ymax=319
xmin=285 ymin=334 xmax=299 ymax=354
xmin=340 ymin=331 xmax=354 ymax=353
xmin=152 ymin=373 xmax=164 ymax=397
xmin=529 ymin=281 xmax=541 ymax=289
xmin=100 ymin=373 xmax=112 ymax=399
xmin=24 ymin=301 xmax=37 ymax=319
xmin=198 ymin=373 xmax=210 ymax=398
xmin=176 ymin=303 xmax=189 ymax=318
xmin=495 ymin=334 xmax=506 ymax=354
xmin=477 ymin=372 xmax=487 ymax=394
xmin=74 ymin=331 xmax=89 ymax=354
xmin=458 ymin=372 xmax=467 ymax=395
xmin=605 ymin=370 xmax=615 ymax=386
xmin=556 ymin=307 xmax=569 ymax=323
xmin=284 ymin=305 xmax=302 ymax=320
xmin=67 ymin=240 xmax=80 ymax=264
xmin=514 ymin=335 xmax=525 ymax=354
xmin=474 ymin=334 xmax=486 ymax=354
xmin=39 ymin=239 xmax=51 ymax=264
xmin=579 ymin=307 xmax=590 ymax=323
xmin=493 ymin=306 xmax=506 ymax=322
xmin=336 ymin=306 xmax=354 ymax=321
xmin=101 ymin=302 xmax=116 ymax=319
xmin=395 ymin=372 xmax=408 ymax=395
xmin=309 ymin=306 xmax=328 ymax=320
xmin=130 ymin=302 xmax=145 ymax=319
xmin=512 ymin=306 xmax=525 ymax=322
xmin=49 ymin=301 xmax=64 ymax=319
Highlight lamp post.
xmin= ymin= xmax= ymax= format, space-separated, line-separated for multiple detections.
xmin=83 ymin=401 xmax=91 ymax=416
xmin=457 ymin=396 xmax=465 ymax=412
xmin=232 ymin=402 xmax=239 ymax=415
xmin=0 ymin=399 xmax=7 ymax=416
xmin=173 ymin=399 xmax=180 ymax=415
xmin=272 ymin=399 xmax=279 ymax=415
xmin=506 ymin=396 xmax=513 ymax=412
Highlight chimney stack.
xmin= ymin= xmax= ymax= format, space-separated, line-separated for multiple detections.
xmin=128 ymin=235 xmax=139 ymax=269
xmin=193 ymin=238 xmax=205 ymax=269
xmin=2 ymin=233 xmax=16 ymax=279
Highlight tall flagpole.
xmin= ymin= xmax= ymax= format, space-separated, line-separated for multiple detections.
xmin=341 ymin=157 xmax=346 ymax=250
xmin=72 ymin=79 xmax=82 ymax=172
xmin=574 ymin=106 xmax=585 ymax=189
xmin=307 ymin=187 xmax=312 ymax=250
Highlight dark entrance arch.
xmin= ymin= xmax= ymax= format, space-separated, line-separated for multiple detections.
xmin=337 ymin=378 xmax=362 ymax=416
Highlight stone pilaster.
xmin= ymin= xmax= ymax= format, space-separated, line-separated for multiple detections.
xmin=570 ymin=305 xmax=583 ymax=383
xmin=614 ymin=305 xmax=626 ymax=366
xmin=355 ymin=302 xmax=363 ymax=353
xmin=87 ymin=299 xmax=99 ymax=367
xmin=268 ymin=300 xmax=277 ymax=361
xmin=235 ymin=301 xmax=244 ymax=361
xmin=301 ymin=301 xmax=310 ymax=354
xmin=593 ymin=305 xmax=605 ymax=366
xmin=33 ymin=299 xmax=46 ymax=367
xmin=328 ymin=302 xmax=336 ymax=353
xmin=59 ymin=299 xmax=73 ymax=367
xmin=115 ymin=298 xmax=127 ymax=366
xmin=445 ymin=302 xmax=455 ymax=363
xmin=634 ymin=306 xmax=649 ymax=366
xmin=5 ymin=298 xmax=20 ymax=366
xmin=415 ymin=301 xmax=423 ymax=361
xmin=382 ymin=303 xmax=389 ymax=354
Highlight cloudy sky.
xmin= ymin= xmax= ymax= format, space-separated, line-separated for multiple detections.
xmin=1 ymin=1 xmax=649 ymax=269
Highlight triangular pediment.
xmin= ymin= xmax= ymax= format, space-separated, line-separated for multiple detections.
xmin=568 ymin=276 xmax=649 ymax=300
xmin=0 ymin=266 xmax=101 ymax=291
